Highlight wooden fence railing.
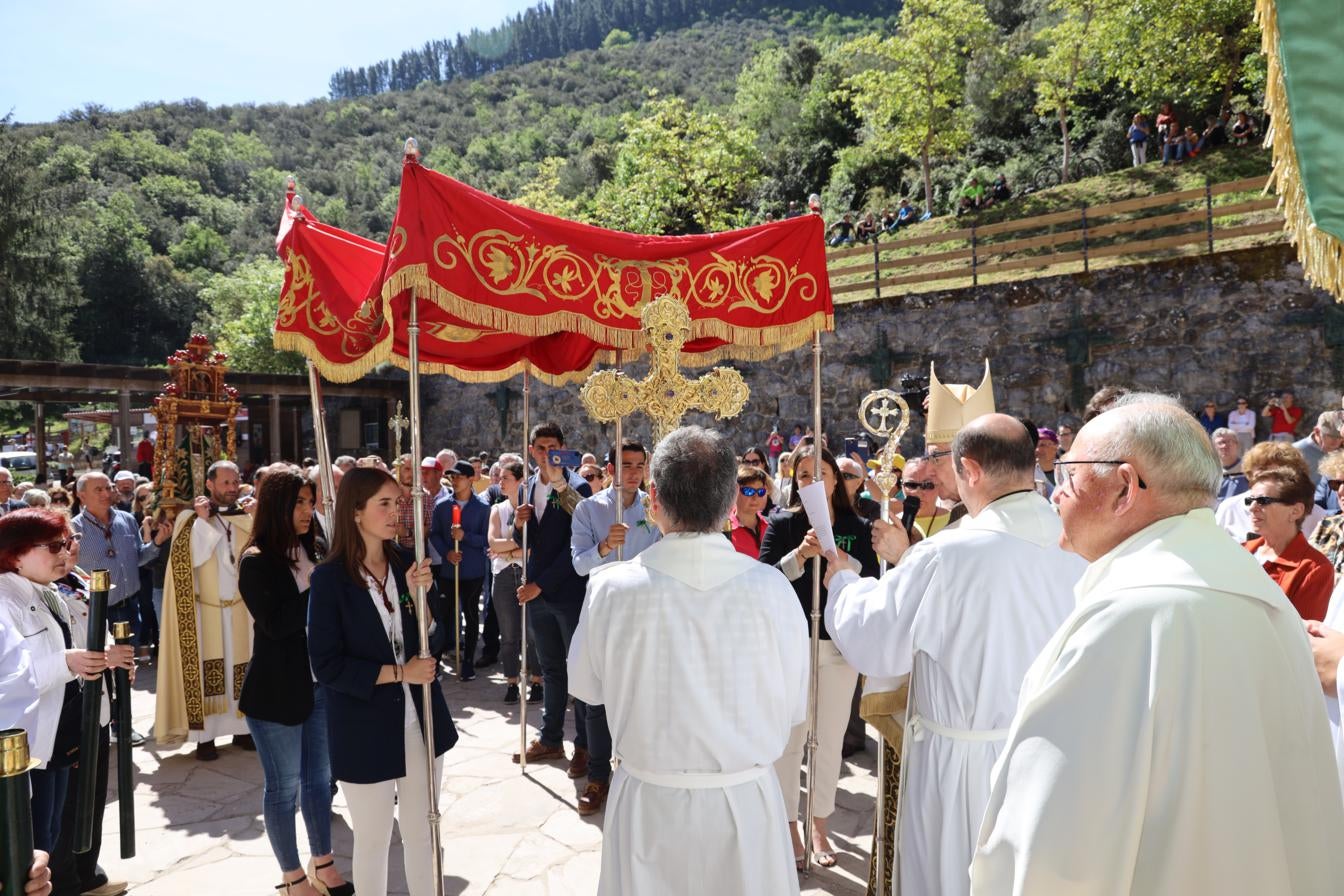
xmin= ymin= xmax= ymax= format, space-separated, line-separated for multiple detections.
xmin=825 ymin=176 xmax=1285 ymax=302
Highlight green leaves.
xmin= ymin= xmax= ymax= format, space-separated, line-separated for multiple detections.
xmin=196 ymin=258 xmax=305 ymax=374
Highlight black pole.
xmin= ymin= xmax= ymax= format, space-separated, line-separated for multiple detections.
xmin=111 ymin=621 xmax=136 ymax=859
xmin=74 ymin=569 xmax=109 ymax=854
xmin=1205 ymin=178 xmax=1215 ymax=254
xmin=971 ymin=221 xmax=979 ymax=287
xmin=872 ymin=232 xmax=882 ymax=302
xmin=0 ymin=729 xmax=36 ymax=895
xmin=1081 ymin=203 xmax=1090 ymax=273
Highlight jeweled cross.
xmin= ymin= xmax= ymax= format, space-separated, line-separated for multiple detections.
xmin=389 ymin=400 xmax=410 ymax=458
xmin=580 ymin=294 xmax=750 ymax=441
xmin=859 ymin=389 xmax=911 ymax=500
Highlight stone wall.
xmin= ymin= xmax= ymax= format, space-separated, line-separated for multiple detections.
xmin=420 ymin=244 xmax=1343 ymax=458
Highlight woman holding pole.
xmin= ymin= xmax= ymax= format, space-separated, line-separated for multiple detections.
xmin=0 ymin=509 xmax=123 ymax=854
xmin=238 ymin=468 xmax=352 ymax=896
xmin=307 ymin=468 xmax=457 ymax=896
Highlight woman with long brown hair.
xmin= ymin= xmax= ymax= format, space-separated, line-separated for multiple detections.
xmin=307 ymin=467 xmax=457 ymax=896
xmin=759 ymin=445 xmax=878 ymax=870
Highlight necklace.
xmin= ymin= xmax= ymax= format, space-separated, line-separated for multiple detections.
xmin=82 ymin=510 xmax=117 ymax=559
xmin=360 ymin=561 xmax=404 ymax=661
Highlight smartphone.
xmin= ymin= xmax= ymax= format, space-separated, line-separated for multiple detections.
xmin=844 ymin=436 xmax=871 ymax=464
xmin=547 ymin=449 xmax=583 ymax=469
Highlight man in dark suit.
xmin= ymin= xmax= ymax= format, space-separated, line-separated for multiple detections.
xmin=511 ymin=423 xmax=592 ymax=767
xmin=430 ymin=461 xmax=492 ymax=681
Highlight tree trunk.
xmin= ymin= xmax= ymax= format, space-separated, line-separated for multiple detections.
xmin=1059 ymin=106 xmax=1072 ymax=183
xmin=922 ymin=148 xmax=934 ymax=216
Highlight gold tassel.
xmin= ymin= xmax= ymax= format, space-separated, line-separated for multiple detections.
xmin=1256 ymin=0 xmax=1344 ymax=301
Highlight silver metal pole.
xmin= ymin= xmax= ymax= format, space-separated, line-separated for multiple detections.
xmin=519 ymin=367 xmax=531 ymax=773
xmin=803 ymin=332 xmax=823 ymax=874
xmin=874 ymin=497 xmax=890 ymax=893
xmin=305 ymin=361 xmax=336 ymax=527
xmin=406 ymin=291 xmax=444 ymax=896
xmin=614 ymin=350 xmax=623 ymax=561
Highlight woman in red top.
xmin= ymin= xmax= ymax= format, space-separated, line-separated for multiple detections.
xmin=726 ymin=465 xmax=771 ymax=558
xmin=1243 ymin=465 xmax=1334 ymax=619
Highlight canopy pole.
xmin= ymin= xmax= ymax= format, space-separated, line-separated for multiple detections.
xmin=803 ymin=332 xmax=823 ymax=874
xmin=614 ymin=350 xmax=624 ymax=561
xmin=406 ymin=289 xmax=444 ymax=896
xmin=519 ymin=367 xmax=532 ymax=773
xmin=305 ymin=361 xmax=336 ymax=527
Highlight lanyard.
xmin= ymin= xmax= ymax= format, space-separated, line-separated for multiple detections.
xmin=81 ymin=510 xmax=118 ymax=559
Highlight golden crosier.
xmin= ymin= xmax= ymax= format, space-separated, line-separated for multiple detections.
xmin=858 ymin=389 xmax=912 ymax=500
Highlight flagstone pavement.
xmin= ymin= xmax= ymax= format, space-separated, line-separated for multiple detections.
xmin=101 ymin=663 xmax=876 ymax=895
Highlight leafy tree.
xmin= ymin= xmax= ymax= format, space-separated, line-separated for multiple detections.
xmin=591 ymin=97 xmax=762 ymax=234
xmin=1026 ymin=0 xmax=1113 ymax=181
xmin=196 ymin=258 xmax=304 ymax=374
xmin=843 ymin=0 xmax=995 ymax=213
xmin=169 ymin=222 xmax=231 ymax=273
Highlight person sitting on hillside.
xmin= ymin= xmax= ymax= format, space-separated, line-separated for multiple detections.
xmin=1196 ymin=115 xmax=1226 ymax=154
xmin=989 ymin=173 xmax=1011 ymax=206
xmin=1230 ymin=111 xmax=1259 ymax=146
xmin=956 ymin=178 xmax=986 ymax=217
xmin=895 ymin=198 xmax=918 ymax=228
xmin=854 ymin=212 xmax=879 ymax=243
xmin=1155 ymin=102 xmax=1176 ymax=143
xmin=880 ymin=207 xmax=898 ymax=233
xmin=827 ymin=213 xmax=856 ymax=247
xmin=1183 ymin=126 xmax=1204 ymax=159
xmin=1161 ymin=122 xmax=1189 ymax=165
xmin=784 ymin=200 xmax=802 ymax=219
xmin=1127 ymin=113 xmax=1151 ymax=166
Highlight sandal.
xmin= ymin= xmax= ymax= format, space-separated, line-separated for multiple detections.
xmin=276 ymin=876 xmax=309 ymax=894
xmin=814 ymin=849 xmax=837 ymax=868
xmin=307 ymin=860 xmax=355 ymax=896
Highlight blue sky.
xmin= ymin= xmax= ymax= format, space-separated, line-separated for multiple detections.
xmin=1 ymin=0 xmax=540 ymax=124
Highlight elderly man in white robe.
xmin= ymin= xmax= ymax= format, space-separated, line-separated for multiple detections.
xmin=971 ymin=394 xmax=1344 ymax=895
xmin=568 ymin=425 xmax=808 ymax=896
xmin=824 ymin=414 xmax=1084 ymax=896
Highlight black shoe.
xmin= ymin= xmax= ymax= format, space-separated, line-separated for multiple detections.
xmin=527 ymin=683 xmax=543 ymax=704
xmin=476 ymin=653 xmax=498 ymax=669
xmin=112 ymin=727 xmax=145 ymax=748
xmin=195 ymin=740 xmax=219 ymax=761
xmin=459 ymin=663 xmax=477 ymax=682
xmin=233 ymin=734 xmax=256 ymax=751
xmin=504 ymin=683 xmax=520 ymax=704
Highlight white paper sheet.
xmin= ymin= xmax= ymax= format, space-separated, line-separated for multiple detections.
xmin=798 ymin=481 xmax=837 ymax=556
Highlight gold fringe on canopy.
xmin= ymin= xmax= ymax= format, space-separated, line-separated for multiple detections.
xmin=1257 ymin=0 xmax=1344 ymax=301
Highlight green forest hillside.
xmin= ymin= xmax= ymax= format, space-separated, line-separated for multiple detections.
xmin=0 ymin=0 xmax=1265 ymax=374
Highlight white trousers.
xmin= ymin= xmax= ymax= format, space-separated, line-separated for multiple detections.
xmin=774 ymin=640 xmax=859 ymax=819
xmin=342 ymin=729 xmax=443 ymax=896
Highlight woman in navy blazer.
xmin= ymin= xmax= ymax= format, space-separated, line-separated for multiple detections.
xmin=307 ymin=468 xmax=458 ymax=896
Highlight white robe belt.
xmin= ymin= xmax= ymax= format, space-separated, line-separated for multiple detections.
xmin=908 ymin=714 xmax=1009 ymax=743
xmin=619 ymin=763 xmax=770 ymax=790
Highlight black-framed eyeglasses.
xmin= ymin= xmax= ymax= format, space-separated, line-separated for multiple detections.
xmin=743 ymin=456 xmax=765 ymax=467
xmin=840 ymin=472 xmax=862 ymax=481
xmin=924 ymin=449 xmax=952 ymax=461
xmin=1244 ymin=495 xmax=1292 ymax=508
xmin=739 ymin=486 xmax=768 ymax=497
xmin=903 ymin=480 xmax=937 ymax=491
xmin=35 ymin=536 xmax=80 ymax=555
xmin=1055 ymin=459 xmax=1148 ymax=490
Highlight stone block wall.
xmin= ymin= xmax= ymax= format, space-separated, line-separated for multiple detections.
xmin=419 ymin=244 xmax=1342 ymax=458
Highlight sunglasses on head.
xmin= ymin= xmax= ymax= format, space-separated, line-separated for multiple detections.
xmin=904 ymin=481 xmax=937 ymax=491
xmin=1244 ymin=495 xmax=1291 ymax=507
xmin=36 ymin=536 xmax=80 ymax=555
xmin=739 ymin=486 xmax=768 ymax=497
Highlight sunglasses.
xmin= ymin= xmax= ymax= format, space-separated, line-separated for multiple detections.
xmin=904 ymin=481 xmax=937 ymax=491
xmin=1330 ymin=480 xmax=1344 ymax=491
xmin=739 ymin=487 xmax=768 ymax=497
xmin=582 ymin=473 xmax=601 ymax=483
xmin=1244 ymin=495 xmax=1292 ymax=507
xmin=36 ymin=536 xmax=80 ymax=555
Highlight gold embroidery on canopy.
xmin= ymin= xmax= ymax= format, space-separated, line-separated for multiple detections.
xmin=276 ymin=250 xmax=381 ymax=362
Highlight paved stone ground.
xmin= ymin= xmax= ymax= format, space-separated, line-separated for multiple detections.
xmin=100 ymin=663 xmax=876 ymax=895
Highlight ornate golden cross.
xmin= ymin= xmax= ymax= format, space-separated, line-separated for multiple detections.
xmin=389 ymin=400 xmax=410 ymax=458
xmin=859 ymin=389 xmax=911 ymax=501
xmin=580 ymin=294 xmax=750 ymax=441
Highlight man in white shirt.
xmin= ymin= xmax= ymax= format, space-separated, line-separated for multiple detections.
xmin=825 ymin=414 xmax=1084 ymax=896
xmin=971 ymin=395 xmax=1344 ymax=895
xmin=568 ymin=426 xmax=808 ymax=895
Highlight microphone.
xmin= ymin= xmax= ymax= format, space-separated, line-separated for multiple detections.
xmin=901 ymin=495 xmax=921 ymax=535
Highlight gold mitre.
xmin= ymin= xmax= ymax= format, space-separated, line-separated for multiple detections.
xmin=925 ymin=360 xmax=995 ymax=443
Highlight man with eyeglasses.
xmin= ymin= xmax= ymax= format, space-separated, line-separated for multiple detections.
xmin=901 ymin=456 xmax=951 ymax=537
xmin=971 ymin=395 xmax=1344 ymax=895
xmin=1292 ymin=409 xmax=1344 ymax=481
xmin=568 ymin=439 xmax=660 ymax=816
xmin=825 ymin=414 xmax=1084 ymax=896
xmin=1210 ymin=427 xmax=1249 ymax=501
xmin=0 ymin=466 xmax=25 ymax=515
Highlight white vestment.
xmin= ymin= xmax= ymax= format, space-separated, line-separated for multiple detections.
xmin=568 ymin=532 xmax=808 ymax=896
xmin=188 ymin=515 xmax=250 ymax=741
xmin=1323 ymin=582 xmax=1344 ymax=802
xmin=827 ymin=491 xmax=1084 ymax=896
xmin=971 ymin=508 xmax=1344 ymax=895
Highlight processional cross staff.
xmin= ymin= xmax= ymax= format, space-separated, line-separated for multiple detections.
xmin=856 ymin=387 xmax=911 ymax=893
xmin=389 ymin=400 xmax=410 ymax=458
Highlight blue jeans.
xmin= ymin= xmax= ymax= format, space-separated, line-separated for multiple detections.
xmin=245 ymin=684 xmax=334 ymax=872
xmin=527 ymin=598 xmax=583 ymax=750
xmin=107 ymin=598 xmax=139 ymax=649
xmin=581 ymin=702 xmax=611 ymax=783
xmin=30 ymin=765 xmax=70 ymax=853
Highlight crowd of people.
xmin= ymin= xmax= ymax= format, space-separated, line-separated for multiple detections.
xmin=1128 ymin=103 xmax=1262 ymax=166
xmin=6 ymin=370 xmax=1344 ymax=896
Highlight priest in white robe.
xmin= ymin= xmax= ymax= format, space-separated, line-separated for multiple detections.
xmin=568 ymin=426 xmax=808 ymax=896
xmin=826 ymin=414 xmax=1084 ymax=896
xmin=1307 ymin=582 xmax=1344 ymax=801
xmin=972 ymin=395 xmax=1344 ymax=895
